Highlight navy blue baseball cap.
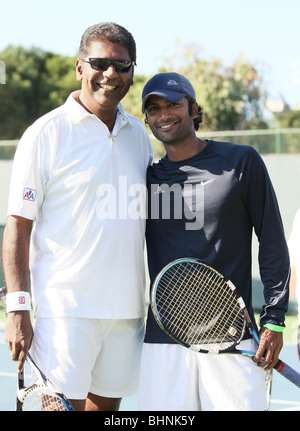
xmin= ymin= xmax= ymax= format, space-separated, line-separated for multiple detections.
xmin=142 ymin=72 xmax=196 ymax=113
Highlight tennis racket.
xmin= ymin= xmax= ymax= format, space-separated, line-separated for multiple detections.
xmin=151 ymin=258 xmax=300 ymax=388
xmin=0 ymin=286 xmax=74 ymax=411
xmin=16 ymin=352 xmax=74 ymax=411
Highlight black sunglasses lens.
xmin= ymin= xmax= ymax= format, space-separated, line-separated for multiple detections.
xmin=113 ymin=62 xmax=132 ymax=72
xmin=90 ymin=59 xmax=132 ymax=73
xmin=115 ymin=64 xmax=131 ymax=72
xmin=90 ymin=60 xmax=109 ymax=71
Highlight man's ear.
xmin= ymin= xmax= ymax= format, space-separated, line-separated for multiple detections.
xmin=192 ymin=102 xmax=199 ymax=119
xmin=75 ymin=59 xmax=83 ymax=82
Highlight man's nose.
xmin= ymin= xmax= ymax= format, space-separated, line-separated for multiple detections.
xmin=160 ymin=106 xmax=173 ymax=120
xmin=103 ymin=65 xmax=119 ymax=78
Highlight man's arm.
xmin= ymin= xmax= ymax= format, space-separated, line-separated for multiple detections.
xmin=3 ymin=215 xmax=34 ymax=372
xmin=242 ymin=148 xmax=290 ymax=370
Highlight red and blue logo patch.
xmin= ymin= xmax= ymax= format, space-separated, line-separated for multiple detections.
xmin=23 ymin=188 xmax=37 ymax=202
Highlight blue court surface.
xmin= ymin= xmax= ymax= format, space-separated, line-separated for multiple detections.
xmin=1 ymin=322 xmax=299 ymax=411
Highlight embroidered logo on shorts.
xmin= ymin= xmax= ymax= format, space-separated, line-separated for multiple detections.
xmin=23 ymin=188 xmax=37 ymax=202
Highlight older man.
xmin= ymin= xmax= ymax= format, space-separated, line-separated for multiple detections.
xmin=3 ymin=22 xmax=153 ymax=411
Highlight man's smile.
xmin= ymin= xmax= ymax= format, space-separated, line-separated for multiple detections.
xmin=157 ymin=120 xmax=179 ymax=131
xmin=97 ymin=82 xmax=117 ymax=91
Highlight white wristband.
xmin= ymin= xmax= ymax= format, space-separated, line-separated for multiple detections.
xmin=6 ymin=291 xmax=31 ymax=313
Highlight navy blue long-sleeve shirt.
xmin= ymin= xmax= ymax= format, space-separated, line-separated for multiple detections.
xmin=145 ymin=140 xmax=290 ymax=343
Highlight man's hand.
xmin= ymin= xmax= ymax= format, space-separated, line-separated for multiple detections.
xmin=253 ymin=326 xmax=283 ymax=371
xmin=5 ymin=311 xmax=33 ymax=373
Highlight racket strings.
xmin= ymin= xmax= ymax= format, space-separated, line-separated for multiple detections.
xmin=191 ymin=269 xmax=244 ymax=344
xmin=21 ymin=385 xmax=69 ymax=411
xmin=156 ymin=262 xmax=203 ymax=333
xmin=178 ymin=267 xmax=242 ymax=345
xmin=156 ymin=263 xmax=226 ymax=332
xmin=174 ymin=266 xmax=224 ymax=340
xmin=156 ymin=264 xmax=215 ymax=336
xmin=193 ymin=281 xmax=244 ymax=346
xmin=155 ymin=261 xmax=245 ymax=350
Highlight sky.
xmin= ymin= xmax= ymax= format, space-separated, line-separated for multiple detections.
xmin=1 ymin=0 xmax=300 ymax=106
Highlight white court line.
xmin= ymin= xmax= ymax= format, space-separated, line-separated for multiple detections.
xmin=0 ymin=371 xmax=16 ymax=378
xmin=272 ymin=405 xmax=300 ymax=411
xmin=272 ymin=399 xmax=300 ymax=405
xmin=0 ymin=371 xmax=32 ymax=378
xmin=271 ymin=399 xmax=300 ymax=411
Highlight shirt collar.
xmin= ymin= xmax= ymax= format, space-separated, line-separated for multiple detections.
xmin=66 ymin=91 xmax=129 ymax=131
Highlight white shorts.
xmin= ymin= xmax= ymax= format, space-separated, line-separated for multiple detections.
xmin=138 ymin=340 xmax=268 ymax=411
xmin=30 ymin=317 xmax=145 ymax=400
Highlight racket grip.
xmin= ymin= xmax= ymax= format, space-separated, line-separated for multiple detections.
xmin=274 ymin=359 xmax=300 ymax=388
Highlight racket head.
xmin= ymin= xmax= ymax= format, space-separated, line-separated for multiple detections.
xmin=17 ymin=383 xmax=73 ymax=411
xmin=17 ymin=354 xmax=74 ymax=411
xmin=151 ymin=258 xmax=247 ymax=353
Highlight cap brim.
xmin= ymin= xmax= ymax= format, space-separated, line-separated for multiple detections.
xmin=142 ymin=91 xmax=185 ymax=113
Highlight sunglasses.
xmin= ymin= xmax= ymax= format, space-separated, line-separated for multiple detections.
xmin=81 ymin=58 xmax=136 ymax=73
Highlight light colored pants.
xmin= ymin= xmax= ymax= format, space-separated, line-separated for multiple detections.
xmin=138 ymin=340 xmax=268 ymax=411
xmin=31 ymin=317 xmax=145 ymax=400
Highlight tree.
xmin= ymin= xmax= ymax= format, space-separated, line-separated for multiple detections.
xmin=273 ymin=110 xmax=300 ymax=128
xmin=122 ymin=74 xmax=147 ymax=122
xmin=0 ymin=46 xmax=80 ymax=139
xmin=0 ymin=44 xmax=269 ymax=141
xmin=157 ymin=43 xmax=268 ymax=131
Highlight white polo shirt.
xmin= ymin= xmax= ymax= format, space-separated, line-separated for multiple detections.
xmin=7 ymin=91 xmax=153 ymax=319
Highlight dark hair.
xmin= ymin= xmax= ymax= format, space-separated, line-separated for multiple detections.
xmin=79 ymin=22 xmax=136 ymax=62
xmin=145 ymin=96 xmax=203 ymax=131
xmin=186 ymin=96 xmax=203 ymax=131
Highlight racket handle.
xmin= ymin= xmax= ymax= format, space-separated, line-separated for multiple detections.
xmin=274 ymin=359 xmax=300 ymax=388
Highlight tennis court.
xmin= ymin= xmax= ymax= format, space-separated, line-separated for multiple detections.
xmin=0 ymin=148 xmax=299 ymax=411
xmin=0 ymin=319 xmax=299 ymax=411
